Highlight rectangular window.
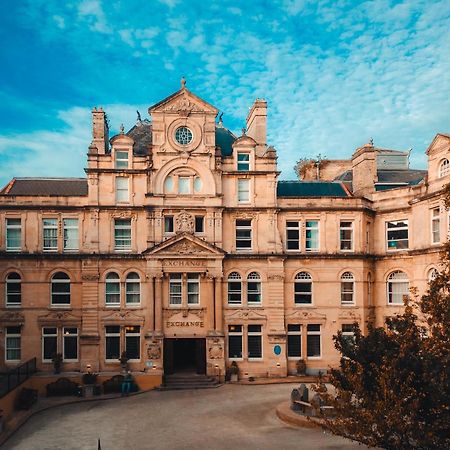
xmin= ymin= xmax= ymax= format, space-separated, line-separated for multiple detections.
xmin=386 ymin=220 xmax=409 ymax=250
xmin=42 ymin=327 xmax=58 ymax=362
xmin=237 ymin=179 xmax=250 ymax=203
xmin=247 ymin=325 xmax=262 ymax=359
xmin=286 ymin=221 xmax=300 ymax=250
xmin=43 ymin=218 xmax=58 ymax=252
xmin=195 ymin=216 xmax=204 ymax=233
xmin=237 ymin=153 xmax=250 ymax=171
xmin=340 ymin=221 xmax=353 ymax=251
xmin=236 ymin=219 xmax=252 ymax=250
xmin=431 ymin=208 xmax=440 ymax=244
xmin=305 ymin=221 xmax=319 ymax=252
xmin=178 ymin=177 xmax=190 ymax=194
xmin=115 ymin=151 xmax=129 ymax=169
xmin=63 ymin=219 xmax=79 ymax=251
xmin=105 ymin=326 xmax=120 ymax=361
xmin=227 ymin=276 xmax=242 ymax=305
xmin=125 ymin=326 xmax=140 ymax=360
xmin=115 ymin=177 xmax=129 ymax=203
xmin=63 ymin=327 xmax=78 ymax=361
xmin=287 ymin=324 xmax=302 ymax=358
xmin=306 ymin=324 xmax=321 ymax=358
xmin=169 ymin=273 xmax=182 ymax=305
xmin=164 ymin=216 xmax=174 ymax=234
xmin=187 ymin=274 xmax=200 ymax=305
xmin=228 ymin=325 xmax=243 ymax=359
xmin=114 ymin=219 xmax=131 ymax=251
xmin=6 ymin=219 xmax=21 ymax=251
xmin=341 ymin=324 xmax=355 ymax=345
xmin=5 ymin=326 xmax=21 ymax=361
xmin=6 ymin=274 xmax=21 ymax=307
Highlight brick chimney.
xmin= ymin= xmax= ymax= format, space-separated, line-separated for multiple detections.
xmin=351 ymin=141 xmax=377 ymax=196
xmin=91 ymin=107 xmax=109 ymax=154
xmin=246 ymin=99 xmax=267 ymax=148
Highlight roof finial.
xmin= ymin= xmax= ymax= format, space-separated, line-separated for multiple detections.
xmin=369 ymin=137 xmax=374 ymax=146
xmin=218 ymin=112 xmax=223 ymax=125
xmin=181 ymin=76 xmax=186 ymax=89
xmin=119 ymin=123 xmax=124 ymax=134
xmin=136 ymin=110 xmax=142 ymax=123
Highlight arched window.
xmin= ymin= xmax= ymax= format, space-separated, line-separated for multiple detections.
xmin=294 ymin=272 xmax=312 ymax=305
xmin=341 ymin=272 xmax=355 ymax=305
xmin=126 ymin=272 xmax=140 ymax=305
xmin=439 ymin=159 xmax=450 ymax=178
xmin=387 ymin=271 xmax=409 ymax=305
xmin=428 ymin=268 xmax=439 ymax=282
xmin=105 ymin=272 xmax=120 ymax=306
xmin=6 ymin=272 xmax=21 ymax=307
xmin=247 ymin=272 xmax=261 ymax=305
xmin=51 ymin=272 xmax=71 ymax=306
xmin=228 ymin=272 xmax=242 ymax=305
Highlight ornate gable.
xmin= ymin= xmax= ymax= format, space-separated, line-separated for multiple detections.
xmin=426 ymin=133 xmax=450 ymax=156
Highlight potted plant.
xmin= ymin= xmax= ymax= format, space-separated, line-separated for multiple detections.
xmin=229 ymin=361 xmax=239 ymax=382
xmin=119 ymin=351 xmax=129 ymax=372
xmin=296 ymin=359 xmax=306 ymax=376
xmin=52 ymin=353 xmax=63 ymax=374
xmin=82 ymin=372 xmax=98 ymax=385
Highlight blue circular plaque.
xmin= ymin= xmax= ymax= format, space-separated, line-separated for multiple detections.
xmin=274 ymin=345 xmax=282 ymax=355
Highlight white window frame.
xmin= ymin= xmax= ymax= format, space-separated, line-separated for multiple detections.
xmin=105 ymin=325 xmax=121 ymax=362
xmin=287 ymin=324 xmax=302 ymax=360
xmin=340 ymin=221 xmax=353 ymax=252
xmin=63 ymin=327 xmax=78 ymax=362
xmin=386 ymin=220 xmax=409 ymax=251
xmin=6 ymin=272 xmax=21 ymax=307
xmin=169 ymin=273 xmax=182 ymax=306
xmin=439 ymin=158 xmax=450 ymax=178
xmin=340 ymin=272 xmax=355 ymax=306
xmin=294 ymin=272 xmax=313 ymax=305
xmin=105 ymin=272 xmax=121 ymax=307
xmin=125 ymin=272 xmax=140 ymax=306
xmin=306 ymin=324 xmax=321 ymax=359
xmin=187 ymin=274 xmax=200 ymax=305
xmin=247 ymin=272 xmax=262 ymax=306
xmin=5 ymin=218 xmax=21 ymax=251
xmin=42 ymin=327 xmax=58 ymax=362
xmin=305 ymin=220 xmax=319 ymax=252
xmin=50 ymin=272 xmax=71 ymax=307
xmin=125 ymin=325 xmax=141 ymax=362
xmin=228 ymin=324 xmax=243 ymax=360
xmin=227 ymin=272 xmax=242 ymax=306
xmin=431 ymin=207 xmax=440 ymax=244
xmin=247 ymin=324 xmax=263 ymax=360
xmin=387 ymin=270 xmax=409 ymax=305
xmin=5 ymin=326 xmax=21 ymax=362
xmin=178 ymin=176 xmax=191 ymax=194
xmin=341 ymin=324 xmax=355 ymax=345
xmin=164 ymin=216 xmax=174 ymax=235
xmin=286 ymin=221 xmax=300 ymax=251
xmin=114 ymin=219 xmax=131 ymax=251
xmin=115 ymin=150 xmax=129 ymax=169
xmin=237 ymin=152 xmax=250 ymax=171
xmin=63 ymin=218 xmax=79 ymax=252
xmin=115 ymin=177 xmax=129 ymax=203
xmin=43 ymin=218 xmax=58 ymax=252
xmin=235 ymin=219 xmax=252 ymax=251
xmin=237 ymin=179 xmax=250 ymax=203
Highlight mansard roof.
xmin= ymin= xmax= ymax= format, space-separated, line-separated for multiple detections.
xmin=215 ymin=125 xmax=236 ymax=156
xmin=0 ymin=178 xmax=88 ymax=196
xmin=277 ymin=181 xmax=349 ymax=197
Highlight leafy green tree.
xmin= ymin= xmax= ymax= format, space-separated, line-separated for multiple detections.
xmin=321 ymin=250 xmax=450 ymax=449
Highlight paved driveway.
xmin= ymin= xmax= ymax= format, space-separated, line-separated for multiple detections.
xmin=4 ymin=384 xmax=361 ymax=450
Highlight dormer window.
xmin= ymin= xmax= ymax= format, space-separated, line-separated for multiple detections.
xmin=237 ymin=153 xmax=250 ymax=171
xmin=439 ymin=159 xmax=449 ymax=178
xmin=115 ymin=151 xmax=129 ymax=169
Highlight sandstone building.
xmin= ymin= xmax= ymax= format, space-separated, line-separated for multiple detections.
xmin=1 ymin=81 xmax=449 ymax=382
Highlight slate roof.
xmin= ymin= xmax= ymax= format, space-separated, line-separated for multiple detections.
xmin=277 ymin=181 xmax=349 ymax=197
xmin=0 ymin=178 xmax=88 ymax=196
xmin=215 ymin=125 xmax=236 ymax=156
xmin=126 ymin=121 xmax=152 ymax=155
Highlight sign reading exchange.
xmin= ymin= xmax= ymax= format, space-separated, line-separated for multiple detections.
xmin=163 ymin=260 xmax=206 ymax=267
xmin=166 ymin=321 xmax=204 ymax=328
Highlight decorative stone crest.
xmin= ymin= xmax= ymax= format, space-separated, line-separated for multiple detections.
xmin=0 ymin=311 xmax=25 ymax=325
xmin=286 ymin=310 xmax=327 ymax=321
xmin=82 ymin=274 xmax=100 ymax=281
xmin=268 ymin=274 xmax=284 ymax=281
xmin=37 ymin=311 xmax=80 ymax=324
xmin=147 ymin=341 xmax=161 ymax=360
xmin=175 ymin=210 xmax=194 ymax=234
xmin=164 ymin=308 xmax=205 ymax=319
xmin=164 ymin=96 xmax=202 ymax=115
xmin=169 ymin=240 xmax=202 ymax=254
xmin=208 ymin=338 xmax=223 ymax=360
xmin=102 ymin=310 xmax=145 ymax=324
xmin=225 ymin=309 xmax=267 ymax=321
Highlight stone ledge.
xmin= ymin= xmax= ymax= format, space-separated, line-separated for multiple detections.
xmin=276 ymin=400 xmax=322 ymax=429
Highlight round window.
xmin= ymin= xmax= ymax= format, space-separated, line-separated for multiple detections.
xmin=175 ymin=126 xmax=193 ymax=145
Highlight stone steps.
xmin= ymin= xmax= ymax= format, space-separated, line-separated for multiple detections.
xmin=159 ymin=374 xmax=221 ymax=390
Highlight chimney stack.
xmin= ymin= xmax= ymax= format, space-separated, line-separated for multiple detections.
xmin=351 ymin=141 xmax=377 ymax=196
xmin=246 ymin=99 xmax=267 ymax=149
xmin=91 ymin=107 xmax=109 ymax=154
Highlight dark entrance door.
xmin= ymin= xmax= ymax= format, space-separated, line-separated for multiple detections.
xmin=164 ymin=338 xmax=206 ymax=375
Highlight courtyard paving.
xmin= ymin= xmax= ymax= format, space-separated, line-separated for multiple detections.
xmin=3 ymin=384 xmax=363 ymax=450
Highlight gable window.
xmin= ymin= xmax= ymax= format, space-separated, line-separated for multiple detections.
xmin=228 ymin=325 xmax=243 ymax=359
xmin=125 ymin=272 xmax=140 ymax=305
xmin=287 ymin=324 xmax=302 ymax=358
xmin=439 ymin=159 xmax=450 ymax=178
xmin=247 ymin=272 xmax=261 ymax=305
xmin=431 ymin=207 xmax=440 ymax=244
xmin=237 ymin=153 xmax=250 ymax=171
xmin=105 ymin=272 xmax=120 ymax=306
xmin=286 ymin=221 xmax=300 ymax=251
xmin=340 ymin=272 xmax=355 ymax=305
xmin=227 ymin=272 xmax=242 ymax=305
xmin=114 ymin=219 xmax=131 ymax=251
xmin=51 ymin=272 xmax=70 ymax=306
xmin=6 ymin=272 xmax=21 ymax=307
xmin=306 ymin=324 xmax=321 ymax=358
xmin=247 ymin=325 xmax=262 ymax=359
xmin=294 ymin=272 xmax=312 ymax=305
xmin=340 ymin=221 xmax=353 ymax=251
xmin=115 ymin=151 xmax=129 ymax=169
xmin=115 ymin=177 xmax=129 ymax=203
xmin=43 ymin=219 xmax=58 ymax=252
xmin=386 ymin=220 xmax=409 ymax=250
xmin=169 ymin=274 xmax=182 ymax=305
xmin=195 ymin=216 xmax=204 ymax=233
xmin=305 ymin=221 xmax=319 ymax=251
xmin=5 ymin=326 xmax=21 ymax=362
xmin=235 ymin=219 xmax=252 ymax=250
xmin=237 ymin=179 xmax=250 ymax=203
xmin=63 ymin=219 xmax=79 ymax=251
xmin=6 ymin=218 xmax=21 ymax=251
xmin=387 ymin=270 xmax=409 ymax=305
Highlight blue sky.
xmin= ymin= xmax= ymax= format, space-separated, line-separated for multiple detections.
xmin=1 ymin=0 xmax=449 ymax=187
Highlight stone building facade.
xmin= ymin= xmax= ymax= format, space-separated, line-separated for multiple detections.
xmin=1 ymin=81 xmax=449 ymax=381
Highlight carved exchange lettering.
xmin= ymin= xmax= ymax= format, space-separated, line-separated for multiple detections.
xmin=166 ymin=321 xmax=204 ymax=328
xmin=163 ymin=260 xmax=206 ymax=267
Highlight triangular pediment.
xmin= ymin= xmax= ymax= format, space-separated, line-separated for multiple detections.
xmin=426 ymin=133 xmax=450 ymax=156
xmin=145 ymin=233 xmax=225 ymax=257
xmin=225 ymin=309 xmax=267 ymax=321
xmin=149 ymin=87 xmax=218 ymax=115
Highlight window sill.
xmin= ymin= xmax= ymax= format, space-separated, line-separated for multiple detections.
xmin=248 ymin=304 xmax=263 ymax=308
xmin=63 ymin=359 xmax=79 ymax=363
xmin=294 ymin=304 xmax=314 ymax=307
xmin=341 ymin=304 xmax=356 ymax=307
xmin=287 ymin=357 xmax=302 ymax=361
xmin=105 ymin=305 xmax=121 ymax=308
xmin=50 ymin=305 xmax=71 ymax=309
xmin=307 ymin=356 xmax=322 ymax=360
xmin=228 ymin=358 xmax=243 ymax=361
xmin=248 ymin=358 xmax=263 ymax=362
xmin=387 ymin=303 xmax=404 ymax=306
xmin=6 ymin=305 xmax=21 ymax=308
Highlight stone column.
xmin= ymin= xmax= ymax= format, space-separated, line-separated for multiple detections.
xmin=155 ymin=275 xmax=163 ymax=333
xmin=148 ymin=276 xmax=155 ymax=332
xmin=214 ymin=277 xmax=223 ymax=333
xmin=206 ymin=276 xmax=214 ymax=332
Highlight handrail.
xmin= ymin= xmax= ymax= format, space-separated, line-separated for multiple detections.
xmin=0 ymin=357 xmax=37 ymax=398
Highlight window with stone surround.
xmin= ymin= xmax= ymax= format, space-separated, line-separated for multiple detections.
xmin=340 ymin=221 xmax=353 ymax=251
xmin=386 ymin=220 xmax=409 ymax=250
xmin=340 ymin=272 xmax=355 ymax=305
xmin=237 ymin=152 xmax=250 ymax=171
xmin=287 ymin=324 xmax=302 ymax=359
xmin=5 ymin=326 xmax=21 ymax=362
xmin=125 ymin=272 xmax=140 ymax=305
xmin=294 ymin=272 xmax=312 ymax=305
xmin=237 ymin=179 xmax=250 ymax=203
xmin=286 ymin=221 xmax=300 ymax=251
xmin=51 ymin=272 xmax=71 ymax=307
xmin=387 ymin=270 xmax=409 ymax=305
xmin=115 ymin=177 xmax=129 ymax=203
xmin=63 ymin=219 xmax=79 ymax=251
xmin=227 ymin=272 xmax=242 ymax=305
xmin=105 ymin=272 xmax=121 ymax=306
xmin=6 ymin=272 xmax=21 ymax=307
xmin=247 ymin=272 xmax=261 ymax=305
xmin=439 ymin=158 xmax=450 ymax=178
xmin=247 ymin=325 xmax=262 ymax=359
xmin=306 ymin=324 xmax=321 ymax=358
xmin=5 ymin=218 xmax=21 ymax=251
xmin=114 ymin=219 xmax=131 ymax=251
xmin=305 ymin=220 xmax=319 ymax=251
xmin=115 ymin=150 xmax=129 ymax=169
xmin=235 ymin=219 xmax=252 ymax=251
xmin=228 ymin=325 xmax=243 ymax=359
xmin=43 ymin=218 xmax=58 ymax=252
xmin=431 ymin=207 xmax=441 ymax=244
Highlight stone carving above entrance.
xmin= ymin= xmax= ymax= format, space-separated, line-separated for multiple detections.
xmin=164 ymin=308 xmax=205 ymax=319
xmin=175 ymin=210 xmax=194 ymax=234
xmin=207 ymin=338 xmax=224 ymax=360
xmin=147 ymin=341 xmax=162 ymax=360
